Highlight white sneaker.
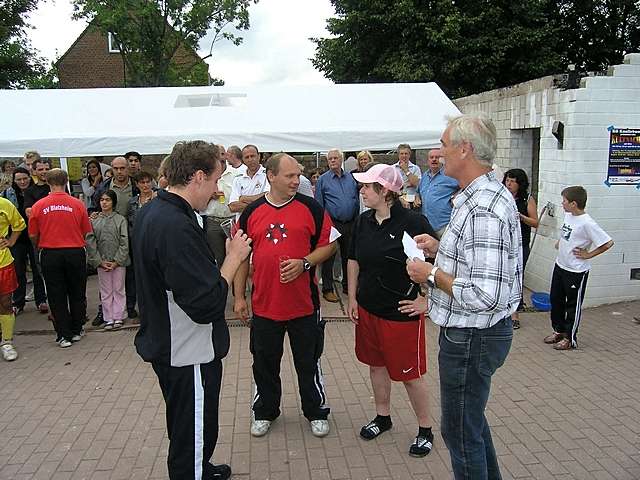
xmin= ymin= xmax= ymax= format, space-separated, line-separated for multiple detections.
xmin=58 ymin=339 xmax=72 ymax=348
xmin=250 ymin=418 xmax=272 ymax=437
xmin=1 ymin=343 xmax=18 ymax=361
xmin=71 ymin=328 xmax=85 ymax=342
xmin=310 ymin=419 xmax=330 ymax=437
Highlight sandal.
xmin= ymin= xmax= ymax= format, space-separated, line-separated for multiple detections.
xmin=512 ymin=319 xmax=520 ymax=329
xmin=113 ymin=320 xmax=124 ymax=330
xmin=104 ymin=322 xmax=114 ymax=331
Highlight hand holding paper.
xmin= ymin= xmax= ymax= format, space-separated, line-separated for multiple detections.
xmin=402 ymin=232 xmax=425 ymax=261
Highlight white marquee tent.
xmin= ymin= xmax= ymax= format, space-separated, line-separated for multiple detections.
xmin=0 ymin=83 xmax=460 ymax=158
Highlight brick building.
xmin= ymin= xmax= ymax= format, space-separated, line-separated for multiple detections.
xmin=56 ymin=23 xmax=209 ymax=89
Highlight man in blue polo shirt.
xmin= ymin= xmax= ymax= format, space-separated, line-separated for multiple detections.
xmin=416 ymin=148 xmax=459 ymax=239
xmin=314 ymin=148 xmax=358 ymax=302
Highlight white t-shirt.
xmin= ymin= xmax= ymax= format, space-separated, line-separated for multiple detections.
xmin=556 ymin=212 xmax=611 ymax=272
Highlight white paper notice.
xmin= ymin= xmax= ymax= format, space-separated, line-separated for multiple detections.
xmin=402 ymin=231 xmax=425 ymax=261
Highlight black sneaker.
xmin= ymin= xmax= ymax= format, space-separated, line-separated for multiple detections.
xmin=359 ymin=418 xmax=392 ymax=440
xmin=409 ymin=431 xmax=434 ymax=457
xmin=206 ymin=463 xmax=231 ymax=480
xmin=91 ymin=309 xmax=104 ymax=327
xmin=127 ymin=308 xmax=138 ymax=319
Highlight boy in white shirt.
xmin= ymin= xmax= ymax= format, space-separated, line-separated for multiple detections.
xmin=544 ymin=186 xmax=614 ymax=350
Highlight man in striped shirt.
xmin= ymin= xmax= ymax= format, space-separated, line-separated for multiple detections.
xmin=407 ymin=114 xmax=522 ymax=480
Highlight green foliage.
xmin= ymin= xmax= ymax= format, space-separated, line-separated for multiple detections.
xmin=313 ymin=0 xmax=640 ymax=97
xmin=0 ymin=0 xmax=47 ymax=88
xmin=72 ymin=0 xmax=255 ymax=87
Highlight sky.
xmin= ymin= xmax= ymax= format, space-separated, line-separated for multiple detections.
xmin=27 ymin=0 xmax=336 ymax=86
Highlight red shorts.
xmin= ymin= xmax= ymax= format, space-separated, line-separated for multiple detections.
xmin=0 ymin=263 xmax=18 ymax=296
xmin=355 ymin=306 xmax=427 ymax=381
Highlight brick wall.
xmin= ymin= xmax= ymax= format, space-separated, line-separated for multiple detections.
xmin=58 ymin=26 xmax=125 ymax=89
xmin=454 ymin=53 xmax=640 ymax=307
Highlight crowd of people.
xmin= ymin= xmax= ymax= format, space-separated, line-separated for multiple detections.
xmin=0 ymin=112 xmax=615 ymax=480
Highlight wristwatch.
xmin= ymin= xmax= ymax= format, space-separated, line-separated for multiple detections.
xmin=426 ymin=266 xmax=440 ymax=289
xmin=302 ymin=258 xmax=312 ymax=271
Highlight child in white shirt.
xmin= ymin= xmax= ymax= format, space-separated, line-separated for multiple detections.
xmin=544 ymin=186 xmax=613 ymax=350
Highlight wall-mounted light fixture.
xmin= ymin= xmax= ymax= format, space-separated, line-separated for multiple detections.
xmin=552 ymin=120 xmax=564 ymax=149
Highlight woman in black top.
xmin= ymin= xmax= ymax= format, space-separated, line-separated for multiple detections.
xmin=347 ymin=163 xmax=436 ymax=458
xmin=503 ymin=168 xmax=538 ymax=329
xmin=2 ymin=168 xmax=48 ymax=314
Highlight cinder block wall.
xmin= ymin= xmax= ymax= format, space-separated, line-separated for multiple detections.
xmin=454 ymin=53 xmax=640 ymax=307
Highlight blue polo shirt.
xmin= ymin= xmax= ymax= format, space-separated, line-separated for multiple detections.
xmin=418 ymin=168 xmax=459 ymax=231
xmin=314 ymin=168 xmax=359 ymax=222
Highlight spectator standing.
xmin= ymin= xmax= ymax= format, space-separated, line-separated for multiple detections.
xmin=225 ymin=145 xmax=248 ymax=175
xmin=0 ymin=196 xmax=26 ymax=361
xmin=314 ymin=148 xmax=359 ymax=302
xmin=92 ymin=156 xmax=140 ymax=320
xmin=416 ymin=148 xmax=459 ymax=239
xmin=228 ymin=145 xmax=269 ymax=217
xmin=134 ymin=141 xmax=251 ymax=480
xmin=351 ymin=150 xmax=373 ymax=174
xmin=125 ymin=151 xmax=142 ymax=177
xmin=0 ymin=160 xmax=16 ymax=194
xmin=393 ymin=144 xmax=421 ymax=209
xmin=406 ymin=114 xmax=521 ymax=480
xmin=18 ymin=151 xmax=40 ymax=182
xmin=24 ymin=158 xmax=51 ymax=217
xmin=87 ymin=190 xmax=130 ymax=330
xmin=80 ymin=159 xmax=104 ymax=210
xmin=2 ymin=168 xmax=48 ymax=314
xmin=348 ymin=163 xmax=436 ymax=457
xmin=544 ymin=186 xmax=613 ymax=350
xmin=29 ymin=169 xmax=92 ymax=348
xmin=200 ymin=150 xmax=242 ymax=266
xmin=234 ymin=153 xmax=337 ymax=439
xmin=503 ymin=168 xmax=539 ymax=329
xmin=127 ymin=171 xmax=157 ymax=233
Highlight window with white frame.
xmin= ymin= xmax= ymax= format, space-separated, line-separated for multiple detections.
xmin=107 ymin=32 xmax=120 ymax=53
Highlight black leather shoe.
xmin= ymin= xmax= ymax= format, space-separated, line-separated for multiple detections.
xmin=127 ymin=308 xmax=138 ymax=319
xmin=207 ymin=463 xmax=231 ymax=480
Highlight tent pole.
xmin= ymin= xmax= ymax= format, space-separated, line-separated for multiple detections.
xmin=59 ymin=157 xmax=71 ymax=193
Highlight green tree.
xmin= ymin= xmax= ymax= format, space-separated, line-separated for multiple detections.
xmin=72 ymin=0 xmax=256 ymax=87
xmin=0 ymin=0 xmax=47 ymax=88
xmin=313 ymin=0 xmax=639 ymax=97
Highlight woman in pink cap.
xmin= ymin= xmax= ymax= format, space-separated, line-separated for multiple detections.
xmin=347 ymin=162 xmax=437 ymax=457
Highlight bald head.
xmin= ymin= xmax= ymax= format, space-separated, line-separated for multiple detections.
xmin=111 ymin=156 xmax=129 ymax=184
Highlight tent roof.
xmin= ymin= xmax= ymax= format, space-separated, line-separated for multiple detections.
xmin=0 ymin=83 xmax=460 ymax=157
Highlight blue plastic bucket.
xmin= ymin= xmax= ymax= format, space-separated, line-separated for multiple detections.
xmin=531 ymin=292 xmax=551 ymax=312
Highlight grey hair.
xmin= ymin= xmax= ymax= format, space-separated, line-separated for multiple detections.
xmin=446 ymin=114 xmax=497 ymax=167
xmin=327 ymin=148 xmax=344 ymax=160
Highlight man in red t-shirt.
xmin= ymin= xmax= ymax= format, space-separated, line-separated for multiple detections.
xmin=29 ymin=169 xmax=92 ymax=348
xmin=234 ymin=153 xmax=337 ymax=439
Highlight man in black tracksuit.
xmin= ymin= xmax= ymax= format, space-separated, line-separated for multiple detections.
xmin=133 ymin=141 xmax=251 ymax=480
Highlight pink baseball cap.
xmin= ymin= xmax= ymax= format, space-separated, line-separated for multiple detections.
xmin=352 ymin=163 xmax=403 ymax=192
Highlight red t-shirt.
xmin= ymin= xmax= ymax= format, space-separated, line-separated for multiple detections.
xmin=28 ymin=192 xmax=92 ymax=248
xmin=239 ymin=194 xmax=333 ymax=321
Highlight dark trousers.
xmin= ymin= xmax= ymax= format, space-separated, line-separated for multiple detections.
xmin=152 ymin=360 xmax=223 ymax=480
xmin=251 ymin=311 xmax=329 ymax=421
xmin=439 ymin=317 xmax=513 ymax=480
xmin=321 ymin=219 xmax=352 ymax=293
xmin=125 ymin=245 xmax=136 ymax=311
xmin=550 ymin=264 xmax=589 ymax=347
xmin=204 ymin=217 xmax=229 ymax=266
xmin=11 ymin=241 xmax=47 ymax=308
xmin=39 ymin=248 xmax=87 ymax=341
